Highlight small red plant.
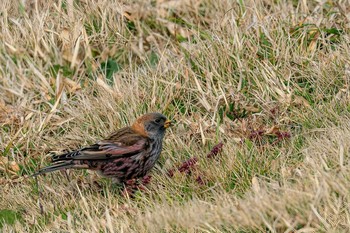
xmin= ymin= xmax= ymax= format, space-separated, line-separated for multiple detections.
xmin=167 ymin=168 xmax=175 ymax=177
xmin=167 ymin=142 xmax=225 ymax=183
xmin=178 ymin=157 xmax=198 ymax=174
xmin=275 ymin=131 xmax=291 ymax=140
xmin=249 ymin=129 xmax=265 ymax=140
xmin=166 ymin=157 xmax=198 ymax=177
xmin=141 ymin=175 xmax=152 ymax=185
xmin=195 ymin=175 xmax=205 ymax=185
xmin=206 ymin=142 xmax=224 ymax=159
xmin=272 ymin=131 xmax=291 ymax=145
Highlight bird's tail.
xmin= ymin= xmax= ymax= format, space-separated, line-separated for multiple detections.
xmin=30 ymin=161 xmax=75 ymax=177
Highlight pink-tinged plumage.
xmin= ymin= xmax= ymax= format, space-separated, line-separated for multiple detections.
xmin=32 ymin=113 xmax=171 ymax=184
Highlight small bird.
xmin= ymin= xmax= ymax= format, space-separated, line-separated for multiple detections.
xmin=32 ymin=113 xmax=172 ymax=184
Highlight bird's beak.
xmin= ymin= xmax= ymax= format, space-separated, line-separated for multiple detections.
xmin=164 ymin=120 xmax=172 ymax=128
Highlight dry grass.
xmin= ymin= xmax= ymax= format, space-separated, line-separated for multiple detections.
xmin=1 ymin=0 xmax=350 ymax=232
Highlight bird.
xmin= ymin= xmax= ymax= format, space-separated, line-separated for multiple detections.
xmin=32 ymin=112 xmax=172 ymax=184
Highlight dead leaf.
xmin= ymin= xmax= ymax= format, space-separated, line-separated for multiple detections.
xmin=60 ymin=28 xmax=71 ymax=46
xmin=9 ymin=161 xmax=20 ymax=172
xmin=0 ymin=178 xmax=5 ymax=185
xmin=240 ymin=119 xmax=248 ymax=132
xmin=0 ymin=99 xmax=22 ymax=126
xmin=64 ymin=78 xmax=81 ymax=93
xmin=274 ymin=87 xmax=292 ymax=105
xmin=308 ymin=30 xmax=320 ymax=53
xmin=232 ymin=137 xmax=242 ymax=143
xmin=96 ymin=76 xmax=121 ymax=99
xmin=0 ymin=158 xmax=20 ymax=176
xmin=293 ymin=95 xmax=310 ymax=107
xmin=265 ymin=125 xmax=280 ymax=135
xmin=252 ymin=176 xmax=260 ymax=193
xmin=157 ymin=18 xmax=193 ymax=39
xmin=159 ymin=0 xmax=184 ymax=8
xmin=122 ymin=5 xmax=149 ymax=21
xmin=0 ymin=156 xmax=9 ymax=165
xmin=244 ymin=105 xmax=260 ymax=113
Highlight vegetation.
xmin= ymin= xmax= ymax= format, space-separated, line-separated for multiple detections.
xmin=1 ymin=0 xmax=350 ymax=231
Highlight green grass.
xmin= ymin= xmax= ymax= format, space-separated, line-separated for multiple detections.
xmin=1 ymin=0 xmax=350 ymax=232
xmin=0 ymin=209 xmax=22 ymax=228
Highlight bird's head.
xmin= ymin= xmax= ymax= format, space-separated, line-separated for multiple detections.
xmin=131 ymin=113 xmax=172 ymax=139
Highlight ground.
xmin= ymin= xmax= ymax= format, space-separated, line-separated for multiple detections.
xmin=1 ymin=0 xmax=350 ymax=232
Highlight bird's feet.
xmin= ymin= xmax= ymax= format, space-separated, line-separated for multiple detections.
xmin=121 ymin=175 xmax=152 ymax=197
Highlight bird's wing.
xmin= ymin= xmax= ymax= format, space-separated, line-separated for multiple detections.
xmin=52 ymin=127 xmax=148 ymax=161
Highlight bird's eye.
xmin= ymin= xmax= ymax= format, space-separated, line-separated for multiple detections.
xmin=155 ymin=118 xmax=161 ymax=123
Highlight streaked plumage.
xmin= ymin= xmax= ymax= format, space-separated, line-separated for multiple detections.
xmin=32 ymin=113 xmax=171 ymax=184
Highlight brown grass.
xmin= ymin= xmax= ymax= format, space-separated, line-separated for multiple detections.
xmin=1 ymin=0 xmax=350 ymax=232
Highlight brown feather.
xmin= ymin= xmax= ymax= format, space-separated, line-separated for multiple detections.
xmin=131 ymin=121 xmax=148 ymax=137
